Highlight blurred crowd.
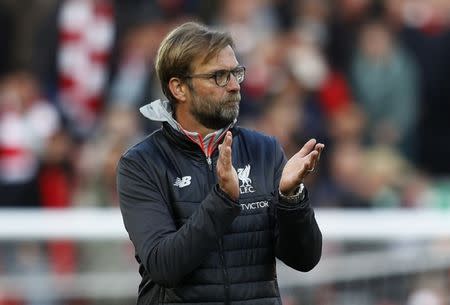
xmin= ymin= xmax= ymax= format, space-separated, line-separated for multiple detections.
xmin=1 ymin=0 xmax=450 ymax=304
xmin=1 ymin=0 xmax=450 ymax=210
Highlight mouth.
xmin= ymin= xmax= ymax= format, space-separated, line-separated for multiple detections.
xmin=226 ymin=94 xmax=241 ymax=104
xmin=224 ymin=100 xmax=239 ymax=108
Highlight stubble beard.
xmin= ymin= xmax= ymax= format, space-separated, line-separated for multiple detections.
xmin=190 ymin=92 xmax=241 ymax=130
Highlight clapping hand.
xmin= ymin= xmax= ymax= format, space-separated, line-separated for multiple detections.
xmin=217 ymin=131 xmax=239 ymax=200
xmin=279 ymin=139 xmax=324 ymax=196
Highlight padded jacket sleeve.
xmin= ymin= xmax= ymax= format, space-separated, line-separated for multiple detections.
xmin=117 ymin=155 xmax=241 ymax=287
xmin=271 ymin=138 xmax=323 ymax=272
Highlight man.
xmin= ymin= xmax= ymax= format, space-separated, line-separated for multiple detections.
xmin=117 ymin=22 xmax=324 ymax=305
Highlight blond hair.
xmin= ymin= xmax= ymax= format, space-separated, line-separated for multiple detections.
xmin=155 ymin=22 xmax=234 ymax=106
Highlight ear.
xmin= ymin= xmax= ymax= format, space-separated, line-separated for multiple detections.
xmin=168 ymin=77 xmax=188 ymax=103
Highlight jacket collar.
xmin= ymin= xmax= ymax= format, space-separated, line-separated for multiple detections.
xmin=140 ymin=99 xmax=235 ymax=158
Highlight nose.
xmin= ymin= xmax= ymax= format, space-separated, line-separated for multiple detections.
xmin=226 ymin=73 xmax=240 ymax=92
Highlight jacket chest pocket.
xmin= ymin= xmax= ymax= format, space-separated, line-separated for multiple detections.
xmin=170 ymin=201 xmax=200 ymax=229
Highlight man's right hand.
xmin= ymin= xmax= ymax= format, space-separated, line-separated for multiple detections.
xmin=217 ymin=131 xmax=239 ymax=201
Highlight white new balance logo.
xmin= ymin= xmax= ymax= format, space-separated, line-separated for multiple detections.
xmin=174 ymin=176 xmax=191 ymax=188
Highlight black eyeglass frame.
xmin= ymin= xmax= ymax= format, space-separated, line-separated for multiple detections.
xmin=184 ymin=66 xmax=246 ymax=87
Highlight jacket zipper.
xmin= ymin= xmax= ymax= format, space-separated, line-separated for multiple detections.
xmin=206 ymin=156 xmax=212 ymax=171
xmin=206 ymin=155 xmax=230 ymax=304
xmin=218 ymin=238 xmax=230 ymax=305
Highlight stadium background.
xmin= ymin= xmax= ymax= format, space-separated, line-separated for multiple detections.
xmin=1 ymin=0 xmax=450 ymax=304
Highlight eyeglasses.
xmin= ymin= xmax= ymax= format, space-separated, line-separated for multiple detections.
xmin=185 ymin=66 xmax=246 ymax=87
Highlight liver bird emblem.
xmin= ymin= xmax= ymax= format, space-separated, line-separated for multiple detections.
xmin=237 ymin=165 xmax=252 ymax=187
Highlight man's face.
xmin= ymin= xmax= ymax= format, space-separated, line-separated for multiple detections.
xmin=187 ymin=46 xmax=242 ymax=130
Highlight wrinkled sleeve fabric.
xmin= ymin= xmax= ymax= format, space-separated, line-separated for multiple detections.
xmin=117 ymin=155 xmax=241 ymax=287
xmin=271 ymin=138 xmax=322 ymax=272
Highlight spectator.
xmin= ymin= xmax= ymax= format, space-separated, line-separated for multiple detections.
xmin=0 ymin=71 xmax=60 ymax=207
xmin=350 ymin=19 xmax=419 ymax=160
xmin=74 ymin=104 xmax=141 ymax=207
xmin=397 ymin=0 xmax=450 ymax=175
xmin=32 ymin=0 xmax=157 ymax=139
xmin=325 ymin=0 xmax=374 ymax=72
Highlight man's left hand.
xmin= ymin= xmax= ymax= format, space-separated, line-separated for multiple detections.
xmin=279 ymin=139 xmax=324 ymax=196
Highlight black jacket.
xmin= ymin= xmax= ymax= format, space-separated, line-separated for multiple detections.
xmin=117 ymin=123 xmax=322 ymax=305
